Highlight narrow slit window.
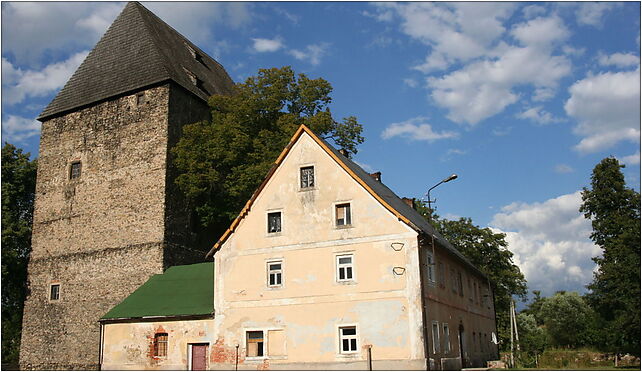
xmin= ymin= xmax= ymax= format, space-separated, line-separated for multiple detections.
xmin=70 ymin=161 xmax=81 ymax=179
xmin=457 ymin=271 xmax=464 ymax=296
xmin=267 ymin=261 xmax=283 ymax=287
xmin=438 ymin=262 xmax=445 ymax=287
xmin=426 ymin=251 xmax=436 ymax=284
xmin=154 ymin=333 xmax=168 ymax=357
xmin=246 ymin=331 xmax=264 ymax=357
xmin=339 ymin=326 xmax=357 ymax=353
xmin=50 ymin=284 xmax=60 ymax=301
xmin=300 ymin=166 xmax=314 ymax=188
xmin=432 ymin=321 xmax=440 ymax=354
xmin=335 ymin=203 xmax=351 ymax=226
xmin=336 ymin=254 xmax=354 ymax=281
xmin=267 ymin=212 xmax=281 ymax=233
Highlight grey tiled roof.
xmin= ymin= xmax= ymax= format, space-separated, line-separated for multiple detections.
xmin=38 ymin=2 xmax=235 ymax=121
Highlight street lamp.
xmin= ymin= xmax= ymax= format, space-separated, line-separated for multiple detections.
xmin=425 ymin=174 xmax=458 ymax=215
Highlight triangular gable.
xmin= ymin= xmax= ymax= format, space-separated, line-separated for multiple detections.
xmin=39 ymin=2 xmax=235 ymax=121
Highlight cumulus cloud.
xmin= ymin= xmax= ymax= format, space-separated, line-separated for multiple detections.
xmin=565 ymin=68 xmax=641 ymax=153
xmin=597 ymin=52 xmax=640 ymax=68
xmin=490 ymin=191 xmax=601 ymax=295
xmin=517 ymin=106 xmax=563 ymax=125
xmin=251 ymin=37 xmax=284 ymax=53
xmin=576 ymin=2 xmax=615 ymax=28
xmin=381 ymin=116 xmax=458 ymax=141
xmin=403 ymin=78 xmax=418 ymax=88
xmin=620 ymin=151 xmax=641 ymax=166
xmin=1 ymin=115 xmax=41 ymax=143
xmin=288 ymin=43 xmax=330 ymax=66
xmin=2 ymin=51 xmax=89 ymax=106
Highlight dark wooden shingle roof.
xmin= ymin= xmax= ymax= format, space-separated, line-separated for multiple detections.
xmin=38 ymin=2 xmax=235 ymax=121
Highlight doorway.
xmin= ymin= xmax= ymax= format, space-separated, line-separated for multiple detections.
xmin=189 ymin=343 xmax=208 ymax=371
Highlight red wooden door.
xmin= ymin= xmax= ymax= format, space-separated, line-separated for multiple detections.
xmin=191 ymin=344 xmax=207 ymax=371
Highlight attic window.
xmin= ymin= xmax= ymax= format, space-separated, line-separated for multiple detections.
xmin=185 ymin=43 xmax=206 ymax=66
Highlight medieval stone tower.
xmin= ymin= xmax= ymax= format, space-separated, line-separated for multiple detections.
xmin=19 ymin=3 xmax=235 ymax=369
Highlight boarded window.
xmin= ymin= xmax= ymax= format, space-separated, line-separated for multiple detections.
xmin=443 ymin=324 xmax=451 ymax=353
xmin=335 ymin=203 xmax=351 ymax=226
xmin=339 ymin=326 xmax=357 ymax=353
xmin=154 ymin=333 xmax=168 ymax=357
xmin=267 ymin=261 xmax=283 ymax=287
xmin=50 ymin=284 xmax=60 ymax=301
xmin=432 ymin=321 xmax=440 ymax=354
xmin=246 ymin=331 xmax=264 ymax=357
xmin=70 ymin=161 xmax=81 ymax=179
xmin=300 ymin=166 xmax=314 ymax=188
xmin=336 ymin=254 xmax=354 ymax=281
xmin=267 ymin=212 xmax=281 ymax=233
xmin=267 ymin=330 xmax=286 ymax=356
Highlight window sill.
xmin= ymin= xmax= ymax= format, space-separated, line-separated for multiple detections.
xmin=337 ymin=352 xmax=360 ymax=358
xmin=336 ymin=280 xmax=357 ymax=285
xmin=335 ymin=224 xmax=354 ymax=230
xmin=299 ymin=187 xmax=317 ymax=192
xmin=266 ymin=232 xmax=282 ymax=237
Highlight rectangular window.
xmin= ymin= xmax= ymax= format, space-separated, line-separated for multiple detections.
xmin=468 ymin=277 xmax=473 ymax=302
xmin=339 ymin=326 xmax=358 ymax=353
xmin=451 ymin=268 xmax=457 ymax=293
xmin=49 ymin=284 xmax=60 ymax=301
xmin=443 ymin=324 xmax=451 ymax=353
xmin=426 ymin=251 xmax=436 ymax=284
xmin=473 ymin=332 xmax=477 ymax=352
xmin=136 ymin=92 xmax=147 ymax=106
xmin=438 ymin=262 xmax=445 ymax=287
xmin=457 ymin=271 xmax=464 ymax=296
xmin=246 ymin=331 xmax=264 ymax=357
xmin=300 ymin=166 xmax=315 ymax=188
xmin=431 ymin=321 xmax=440 ymax=354
xmin=267 ymin=212 xmax=281 ymax=233
xmin=335 ymin=203 xmax=351 ymax=226
xmin=267 ymin=261 xmax=283 ymax=287
xmin=479 ymin=331 xmax=484 ymax=352
xmin=70 ymin=161 xmax=81 ymax=179
xmin=154 ymin=333 xmax=168 ymax=357
xmin=336 ymin=254 xmax=354 ymax=282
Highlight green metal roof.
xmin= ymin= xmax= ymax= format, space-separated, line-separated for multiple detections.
xmin=101 ymin=262 xmax=214 ymax=320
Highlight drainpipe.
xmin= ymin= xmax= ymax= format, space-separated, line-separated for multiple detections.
xmin=417 ymin=235 xmax=432 ymax=370
xmin=98 ymin=322 xmax=104 ymax=370
xmin=235 ymin=344 xmax=239 ymax=370
xmin=366 ymin=345 xmax=373 ymax=370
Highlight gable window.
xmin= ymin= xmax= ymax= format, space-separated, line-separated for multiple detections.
xmin=267 ymin=261 xmax=283 ymax=287
xmin=335 ymin=203 xmax=351 ymax=227
xmin=70 ymin=161 xmax=81 ymax=179
xmin=154 ymin=333 xmax=168 ymax=357
xmin=300 ymin=166 xmax=314 ymax=188
xmin=431 ymin=321 xmax=440 ymax=354
xmin=267 ymin=212 xmax=281 ymax=233
xmin=246 ymin=331 xmax=264 ymax=357
xmin=336 ymin=254 xmax=354 ymax=282
xmin=426 ymin=251 xmax=436 ymax=284
xmin=49 ymin=284 xmax=60 ymax=301
xmin=339 ymin=326 xmax=358 ymax=353
xmin=443 ymin=324 xmax=451 ymax=353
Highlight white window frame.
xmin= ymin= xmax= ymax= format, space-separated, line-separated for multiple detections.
xmin=426 ymin=251 xmax=436 ymax=284
xmin=336 ymin=253 xmax=355 ymax=283
xmin=49 ymin=283 xmax=61 ymax=302
xmin=431 ymin=321 xmax=440 ymax=354
xmin=338 ymin=325 xmax=359 ymax=354
xmin=443 ymin=323 xmax=451 ymax=353
xmin=267 ymin=210 xmax=282 ymax=234
xmin=299 ymin=165 xmax=315 ymax=189
xmin=334 ymin=202 xmax=352 ymax=227
xmin=245 ymin=330 xmax=266 ymax=359
xmin=267 ymin=260 xmax=283 ymax=288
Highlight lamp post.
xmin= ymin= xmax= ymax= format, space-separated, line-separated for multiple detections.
xmin=425 ymin=174 xmax=458 ymax=217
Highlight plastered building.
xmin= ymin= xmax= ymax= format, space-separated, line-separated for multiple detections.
xmin=100 ymin=125 xmax=498 ymax=370
xmin=19 ymin=2 xmax=234 ymax=369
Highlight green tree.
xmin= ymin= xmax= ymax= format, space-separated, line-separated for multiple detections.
xmin=516 ymin=312 xmax=548 ymax=367
xmin=538 ymin=291 xmax=598 ymax=348
xmin=2 ymin=143 xmax=37 ymax=366
xmin=414 ymin=202 xmax=527 ymax=350
xmin=172 ymin=66 xmax=364 ymax=238
xmin=580 ymin=157 xmax=640 ymax=354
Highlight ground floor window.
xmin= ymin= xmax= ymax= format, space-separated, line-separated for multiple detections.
xmin=339 ymin=326 xmax=358 ymax=353
xmin=154 ymin=333 xmax=168 ymax=357
xmin=432 ymin=321 xmax=440 ymax=353
xmin=246 ymin=331 xmax=264 ymax=357
xmin=443 ymin=323 xmax=451 ymax=353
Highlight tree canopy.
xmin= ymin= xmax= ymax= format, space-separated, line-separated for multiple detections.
xmin=2 ymin=143 xmax=37 ymax=366
xmin=580 ymin=157 xmax=640 ymax=354
xmin=172 ymin=66 xmax=364 ymax=238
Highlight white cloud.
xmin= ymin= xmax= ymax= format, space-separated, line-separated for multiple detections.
xmin=1 ymin=115 xmax=41 ymax=143
xmin=576 ymin=2 xmax=615 ymax=28
xmin=490 ymin=191 xmax=601 ymax=295
xmin=2 ymin=51 xmax=89 ymax=106
xmin=517 ymin=106 xmax=563 ymax=125
xmin=251 ymin=37 xmax=284 ymax=53
xmin=522 ymin=4 xmax=547 ymax=19
xmin=620 ymin=151 xmax=641 ymax=166
xmin=565 ymin=68 xmax=641 ymax=153
xmin=511 ymin=16 xmax=569 ymax=49
xmin=598 ymin=52 xmax=640 ymax=68
xmin=532 ymin=87 xmax=556 ymax=102
xmin=554 ymin=164 xmax=574 ymax=174
xmin=288 ymin=43 xmax=330 ymax=66
xmin=381 ymin=116 xmax=458 ymax=141
xmin=403 ymin=78 xmax=418 ymax=88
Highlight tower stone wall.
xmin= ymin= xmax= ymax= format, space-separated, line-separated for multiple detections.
xmin=19 ymin=83 xmax=211 ymax=369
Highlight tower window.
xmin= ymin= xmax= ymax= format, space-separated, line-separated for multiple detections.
xmin=49 ymin=284 xmax=60 ymax=301
xmin=267 ymin=212 xmax=281 ymax=233
xmin=154 ymin=333 xmax=168 ymax=357
xmin=300 ymin=166 xmax=314 ymax=188
xmin=69 ymin=161 xmax=81 ymax=179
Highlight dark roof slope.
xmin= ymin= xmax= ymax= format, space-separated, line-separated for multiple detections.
xmin=101 ymin=262 xmax=214 ymax=320
xmin=39 ymin=2 xmax=235 ymax=121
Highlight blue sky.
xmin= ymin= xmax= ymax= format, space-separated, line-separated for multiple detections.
xmin=2 ymin=2 xmax=640 ymax=300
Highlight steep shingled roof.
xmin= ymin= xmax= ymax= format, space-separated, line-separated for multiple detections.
xmin=207 ymin=125 xmax=486 ymax=279
xmin=38 ymin=2 xmax=235 ymax=121
xmin=100 ymin=262 xmax=214 ymax=321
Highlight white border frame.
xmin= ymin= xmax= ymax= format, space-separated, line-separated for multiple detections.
xmin=337 ymin=323 xmax=360 ymax=356
xmin=266 ymin=209 xmax=283 ymax=236
xmin=335 ymin=252 xmax=356 ymax=284
xmin=431 ymin=320 xmax=440 ymax=354
xmin=266 ymin=259 xmax=284 ymax=289
xmin=48 ymin=282 xmax=61 ymax=302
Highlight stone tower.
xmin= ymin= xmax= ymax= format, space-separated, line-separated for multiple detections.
xmin=19 ymin=3 xmax=235 ymax=369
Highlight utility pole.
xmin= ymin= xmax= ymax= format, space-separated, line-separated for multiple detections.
xmin=510 ymin=300 xmax=515 ymax=368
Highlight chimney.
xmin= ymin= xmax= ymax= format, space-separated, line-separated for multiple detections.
xmin=338 ymin=149 xmax=349 ymax=157
xmin=402 ymin=197 xmax=416 ymax=210
xmin=369 ymin=171 xmax=382 ymax=182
